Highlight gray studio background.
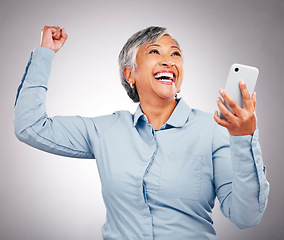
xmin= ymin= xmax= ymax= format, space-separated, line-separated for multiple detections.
xmin=0 ymin=0 xmax=283 ymax=239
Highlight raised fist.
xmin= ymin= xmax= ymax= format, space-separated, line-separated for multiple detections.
xmin=40 ymin=26 xmax=68 ymax=53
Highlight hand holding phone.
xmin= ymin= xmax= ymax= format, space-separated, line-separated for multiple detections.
xmin=214 ymin=63 xmax=258 ymax=136
xmin=218 ymin=63 xmax=259 ymax=120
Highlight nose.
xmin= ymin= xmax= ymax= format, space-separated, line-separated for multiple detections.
xmin=159 ymin=57 xmax=174 ymax=67
xmin=161 ymin=61 xmax=174 ymax=67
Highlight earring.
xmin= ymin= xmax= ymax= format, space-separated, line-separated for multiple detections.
xmin=130 ymin=83 xmax=135 ymax=89
xmin=175 ymin=89 xmax=181 ymax=100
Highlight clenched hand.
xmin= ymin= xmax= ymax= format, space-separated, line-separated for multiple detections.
xmin=40 ymin=26 xmax=68 ymax=53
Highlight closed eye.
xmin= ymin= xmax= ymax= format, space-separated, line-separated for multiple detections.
xmin=172 ymin=51 xmax=181 ymax=57
xmin=149 ymin=49 xmax=160 ymax=54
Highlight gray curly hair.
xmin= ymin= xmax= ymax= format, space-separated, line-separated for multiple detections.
xmin=118 ymin=26 xmax=178 ymax=103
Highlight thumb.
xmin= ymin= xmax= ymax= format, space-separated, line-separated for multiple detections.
xmin=58 ymin=28 xmax=68 ymax=46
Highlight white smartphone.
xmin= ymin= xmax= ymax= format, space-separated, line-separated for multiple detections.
xmin=218 ymin=63 xmax=259 ymax=120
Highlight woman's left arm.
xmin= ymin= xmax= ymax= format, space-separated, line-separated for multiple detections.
xmin=213 ymin=80 xmax=270 ymax=228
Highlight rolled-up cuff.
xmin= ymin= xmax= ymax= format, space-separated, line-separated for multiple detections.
xmin=33 ymin=47 xmax=56 ymax=59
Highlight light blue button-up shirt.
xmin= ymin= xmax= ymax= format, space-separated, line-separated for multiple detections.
xmin=14 ymin=47 xmax=269 ymax=240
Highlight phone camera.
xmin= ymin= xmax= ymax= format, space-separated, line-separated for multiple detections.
xmin=235 ymin=68 xmax=239 ymax=72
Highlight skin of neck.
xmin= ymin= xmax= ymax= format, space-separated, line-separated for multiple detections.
xmin=139 ymin=95 xmax=177 ymax=130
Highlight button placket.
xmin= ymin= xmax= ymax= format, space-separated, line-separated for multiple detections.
xmin=141 ymin=124 xmax=158 ymax=239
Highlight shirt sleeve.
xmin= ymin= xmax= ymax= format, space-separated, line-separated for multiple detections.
xmin=14 ymin=47 xmax=97 ymax=159
xmin=212 ymin=124 xmax=269 ymax=229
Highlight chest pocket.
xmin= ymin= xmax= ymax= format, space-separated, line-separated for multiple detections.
xmin=159 ymin=154 xmax=202 ymax=200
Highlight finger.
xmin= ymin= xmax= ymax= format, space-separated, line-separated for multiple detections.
xmin=61 ymin=28 xmax=67 ymax=39
xmin=42 ymin=26 xmax=60 ymax=40
xmin=52 ymin=28 xmax=62 ymax=40
xmin=239 ymin=80 xmax=254 ymax=112
xmin=217 ymin=97 xmax=238 ymax=124
xmin=43 ymin=26 xmax=59 ymax=34
xmin=40 ymin=26 xmax=54 ymax=47
xmin=252 ymin=91 xmax=256 ymax=109
xmin=219 ymin=89 xmax=242 ymax=116
xmin=59 ymin=28 xmax=68 ymax=45
xmin=214 ymin=111 xmax=232 ymax=128
xmin=50 ymin=26 xmax=61 ymax=33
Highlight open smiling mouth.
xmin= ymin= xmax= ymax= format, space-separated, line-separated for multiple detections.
xmin=154 ymin=71 xmax=176 ymax=85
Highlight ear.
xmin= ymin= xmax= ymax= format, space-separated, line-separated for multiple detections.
xmin=124 ymin=67 xmax=135 ymax=85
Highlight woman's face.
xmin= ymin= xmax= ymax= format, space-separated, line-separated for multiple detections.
xmin=131 ymin=35 xmax=183 ymax=102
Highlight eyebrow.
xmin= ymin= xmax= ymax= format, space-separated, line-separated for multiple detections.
xmin=171 ymin=46 xmax=181 ymax=51
xmin=146 ymin=44 xmax=160 ymax=49
xmin=146 ymin=44 xmax=181 ymax=51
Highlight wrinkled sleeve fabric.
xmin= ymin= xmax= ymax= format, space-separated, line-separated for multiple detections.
xmin=14 ymin=47 xmax=96 ymax=159
xmin=212 ymin=124 xmax=269 ymax=229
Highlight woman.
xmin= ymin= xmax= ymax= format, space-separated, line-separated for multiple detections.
xmin=14 ymin=26 xmax=269 ymax=240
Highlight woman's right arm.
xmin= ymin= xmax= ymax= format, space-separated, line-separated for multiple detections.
xmin=14 ymin=26 xmax=95 ymax=159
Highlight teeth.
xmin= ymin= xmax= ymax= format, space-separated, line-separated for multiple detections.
xmin=158 ymin=79 xmax=172 ymax=83
xmin=154 ymin=72 xmax=174 ymax=80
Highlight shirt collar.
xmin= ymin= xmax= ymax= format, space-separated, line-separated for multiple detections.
xmin=133 ymin=104 xmax=146 ymax=127
xmin=133 ymin=98 xmax=192 ymax=128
